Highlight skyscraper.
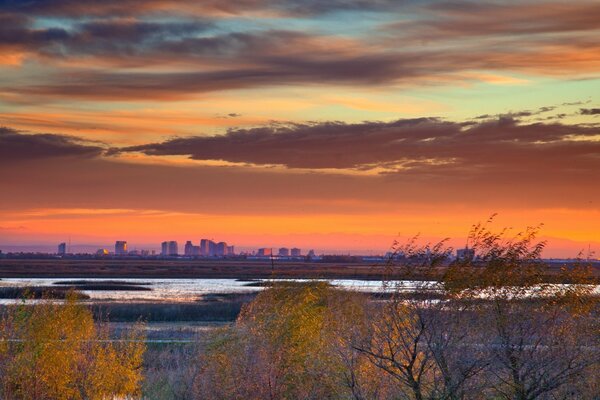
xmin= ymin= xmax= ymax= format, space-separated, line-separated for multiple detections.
xmin=115 ymin=241 xmax=127 ymax=255
xmin=167 ymin=241 xmax=178 ymax=256
xmin=57 ymin=242 xmax=66 ymax=255
xmin=278 ymin=247 xmax=289 ymax=257
xmin=191 ymin=245 xmax=201 ymax=256
xmin=161 ymin=241 xmax=168 ymax=256
xmin=216 ymin=242 xmax=227 ymax=256
xmin=184 ymin=241 xmax=194 ymax=256
xmin=200 ymin=239 xmax=210 ymax=256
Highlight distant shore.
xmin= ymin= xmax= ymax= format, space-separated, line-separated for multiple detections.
xmin=0 ymin=258 xmax=598 ymax=282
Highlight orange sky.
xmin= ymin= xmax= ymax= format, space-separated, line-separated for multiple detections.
xmin=1 ymin=0 xmax=599 ymax=256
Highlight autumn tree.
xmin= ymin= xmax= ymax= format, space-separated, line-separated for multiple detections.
xmin=443 ymin=220 xmax=599 ymax=400
xmin=194 ymin=282 xmax=392 ymax=400
xmin=358 ymin=217 xmax=599 ymax=400
xmin=0 ymin=292 xmax=145 ymax=400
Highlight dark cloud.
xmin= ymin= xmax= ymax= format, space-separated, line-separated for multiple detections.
xmin=0 ymin=15 xmax=212 ymax=59
xmin=580 ymin=108 xmax=600 ymax=115
xmin=2 ymin=118 xmax=598 ymax=215
xmin=0 ymin=0 xmax=401 ymax=17
xmin=6 ymin=49 xmax=418 ymax=100
xmin=402 ymin=1 xmax=600 ymax=39
xmin=0 ymin=1 xmax=598 ymax=100
xmin=0 ymin=13 xmax=69 ymax=50
xmin=113 ymin=118 xmax=600 ymax=178
xmin=0 ymin=127 xmax=104 ymax=163
xmin=537 ymin=106 xmax=556 ymax=113
xmin=475 ymin=106 xmax=557 ymax=120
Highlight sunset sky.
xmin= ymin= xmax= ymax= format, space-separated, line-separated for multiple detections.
xmin=1 ymin=0 xmax=599 ymax=256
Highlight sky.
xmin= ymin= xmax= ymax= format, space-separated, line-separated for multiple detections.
xmin=0 ymin=0 xmax=599 ymax=256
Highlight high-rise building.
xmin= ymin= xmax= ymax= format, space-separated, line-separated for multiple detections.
xmin=200 ymin=239 xmax=210 ymax=256
xmin=257 ymin=248 xmax=272 ymax=256
xmin=307 ymin=249 xmax=315 ymax=258
xmin=278 ymin=247 xmax=289 ymax=257
xmin=115 ymin=241 xmax=127 ymax=255
xmin=57 ymin=242 xmax=66 ymax=255
xmin=161 ymin=241 xmax=168 ymax=256
xmin=167 ymin=241 xmax=178 ymax=256
xmin=291 ymin=248 xmax=301 ymax=257
xmin=216 ymin=242 xmax=227 ymax=256
xmin=200 ymin=239 xmax=234 ymax=256
xmin=184 ymin=241 xmax=194 ymax=256
xmin=227 ymin=245 xmax=235 ymax=256
xmin=192 ymin=245 xmax=201 ymax=256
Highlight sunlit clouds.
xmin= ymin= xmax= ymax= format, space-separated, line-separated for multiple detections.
xmin=0 ymin=0 xmax=598 ymax=254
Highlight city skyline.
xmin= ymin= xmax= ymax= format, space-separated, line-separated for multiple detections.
xmin=0 ymin=1 xmax=599 ymax=257
xmin=0 ymin=235 xmax=596 ymax=260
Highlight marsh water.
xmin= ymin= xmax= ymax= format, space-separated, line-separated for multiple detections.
xmin=1 ymin=278 xmax=597 ymax=304
xmin=0 ymin=278 xmax=428 ymax=303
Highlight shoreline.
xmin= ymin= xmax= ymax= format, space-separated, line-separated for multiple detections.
xmin=1 ymin=258 xmax=598 ymax=282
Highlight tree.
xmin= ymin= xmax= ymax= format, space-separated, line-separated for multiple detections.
xmin=194 ymin=282 xmax=392 ymax=400
xmin=0 ymin=292 xmax=145 ymax=400
xmin=443 ymin=219 xmax=599 ymax=400
xmin=359 ymin=217 xmax=599 ymax=400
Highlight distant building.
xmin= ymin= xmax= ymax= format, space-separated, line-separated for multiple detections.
xmin=290 ymin=248 xmax=301 ymax=257
xmin=184 ymin=241 xmax=194 ymax=256
xmin=227 ymin=245 xmax=235 ymax=256
xmin=161 ymin=241 xmax=168 ymax=256
xmin=96 ymin=248 xmax=109 ymax=256
xmin=257 ymin=248 xmax=272 ymax=257
xmin=167 ymin=241 xmax=178 ymax=256
xmin=208 ymin=240 xmax=217 ymax=256
xmin=307 ymin=249 xmax=315 ymax=258
xmin=115 ymin=241 xmax=127 ymax=256
xmin=57 ymin=242 xmax=66 ymax=255
xmin=191 ymin=245 xmax=201 ymax=256
xmin=278 ymin=247 xmax=289 ymax=257
xmin=456 ymin=247 xmax=475 ymax=261
xmin=200 ymin=239 xmax=211 ymax=256
xmin=216 ymin=242 xmax=227 ymax=256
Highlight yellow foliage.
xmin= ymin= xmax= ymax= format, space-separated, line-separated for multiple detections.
xmin=197 ymin=282 xmax=386 ymax=399
xmin=0 ymin=292 xmax=145 ymax=400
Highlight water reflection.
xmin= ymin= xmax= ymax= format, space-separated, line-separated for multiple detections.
xmin=0 ymin=278 xmax=596 ymax=304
